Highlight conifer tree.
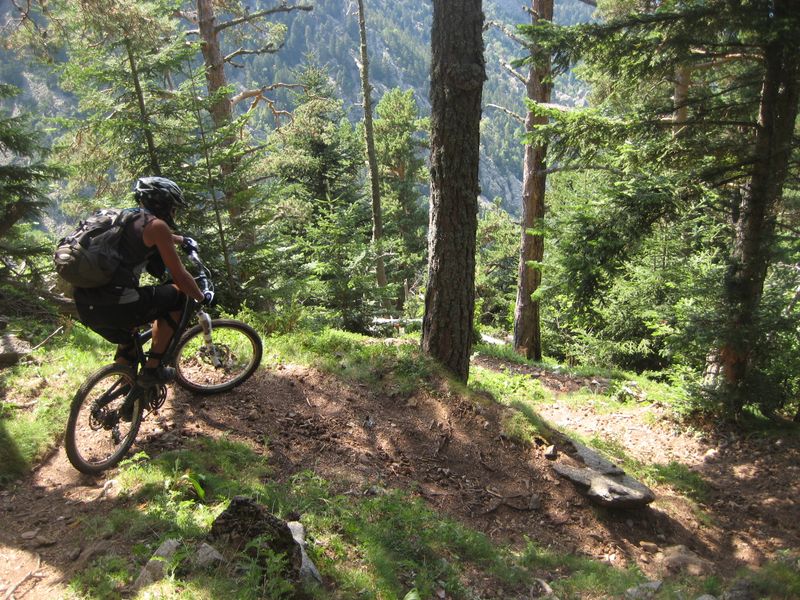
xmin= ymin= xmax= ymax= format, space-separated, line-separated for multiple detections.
xmin=522 ymin=0 xmax=800 ymax=415
xmin=422 ymin=0 xmax=486 ymax=382
xmin=374 ymin=89 xmax=429 ymax=310
xmin=0 ymin=84 xmax=60 ymax=284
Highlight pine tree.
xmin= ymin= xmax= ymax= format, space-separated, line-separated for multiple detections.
xmin=0 ymin=84 xmax=61 ymax=286
xmin=373 ymin=88 xmax=429 ymax=309
xmin=422 ymin=0 xmax=486 ymax=382
xmin=522 ymin=0 xmax=800 ymax=416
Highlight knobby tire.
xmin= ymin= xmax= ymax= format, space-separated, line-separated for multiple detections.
xmin=65 ymin=364 xmax=143 ymax=474
xmin=173 ymin=319 xmax=262 ymax=395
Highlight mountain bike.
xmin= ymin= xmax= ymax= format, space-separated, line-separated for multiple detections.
xmin=65 ymin=249 xmax=263 ymax=474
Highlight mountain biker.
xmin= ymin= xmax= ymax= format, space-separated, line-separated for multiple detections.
xmin=73 ymin=177 xmax=207 ymax=387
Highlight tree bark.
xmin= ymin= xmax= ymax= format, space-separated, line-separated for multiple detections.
xmin=422 ymin=0 xmax=486 ymax=382
xmin=124 ymin=39 xmax=161 ymax=176
xmin=356 ymin=0 xmax=387 ymax=291
xmin=197 ymin=0 xmax=232 ymax=131
xmin=717 ymin=4 xmax=800 ymax=413
xmin=513 ymin=0 xmax=553 ymax=361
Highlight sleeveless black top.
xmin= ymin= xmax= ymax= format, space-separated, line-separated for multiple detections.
xmin=73 ymin=208 xmax=161 ymax=306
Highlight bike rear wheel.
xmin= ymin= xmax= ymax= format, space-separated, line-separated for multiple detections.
xmin=173 ymin=319 xmax=262 ymax=394
xmin=65 ymin=364 xmax=143 ymax=474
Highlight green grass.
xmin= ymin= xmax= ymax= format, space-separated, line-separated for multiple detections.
xmin=0 ymin=320 xmax=111 ymax=485
xmin=468 ymin=365 xmax=551 ymax=444
xmin=473 ymin=342 xmax=626 ymax=380
xmin=268 ymin=329 xmax=437 ymax=395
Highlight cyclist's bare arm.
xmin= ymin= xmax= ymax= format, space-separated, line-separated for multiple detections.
xmin=143 ymin=219 xmax=204 ymax=302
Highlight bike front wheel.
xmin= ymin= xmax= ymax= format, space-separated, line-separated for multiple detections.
xmin=173 ymin=319 xmax=263 ymax=395
xmin=65 ymin=364 xmax=143 ymax=474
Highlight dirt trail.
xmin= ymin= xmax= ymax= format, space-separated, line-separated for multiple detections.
xmin=2 ymin=354 xmax=799 ymax=598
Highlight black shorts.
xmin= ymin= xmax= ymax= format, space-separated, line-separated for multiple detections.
xmin=75 ymin=285 xmax=184 ymax=344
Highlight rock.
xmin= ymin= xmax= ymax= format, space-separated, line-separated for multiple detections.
xmin=193 ymin=542 xmax=225 ymax=569
xmin=720 ymin=578 xmax=758 ymax=600
xmin=613 ymin=381 xmax=647 ymax=403
xmin=625 ymin=580 xmax=662 ymax=599
xmin=0 ymin=334 xmax=31 ymax=366
xmin=288 ymin=521 xmax=323 ymax=584
xmin=695 ymin=595 xmax=718 ymax=600
xmin=35 ymin=535 xmax=57 ymax=547
xmin=552 ymin=463 xmax=655 ymax=508
xmin=133 ymin=538 xmax=181 ymax=591
xmin=656 ymin=545 xmax=713 ymax=576
xmin=73 ymin=541 xmax=111 ymax=570
xmin=570 ymin=442 xmax=624 ymax=475
xmin=639 ymin=541 xmax=659 ymax=554
xmin=209 ymin=496 xmax=302 ymax=579
xmin=20 ymin=529 xmax=40 ymax=540
xmin=551 ymin=441 xmax=655 ymax=507
xmin=544 ymin=445 xmax=558 ymax=459
xmin=530 ymin=577 xmax=560 ymax=599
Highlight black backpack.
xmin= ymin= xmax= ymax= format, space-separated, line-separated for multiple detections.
xmin=53 ymin=208 xmax=138 ymax=288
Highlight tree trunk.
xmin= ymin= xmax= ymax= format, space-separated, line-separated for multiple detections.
xmin=356 ymin=0 xmax=387 ymax=291
xmin=513 ymin=0 xmax=553 ymax=361
xmin=124 ymin=39 xmax=161 ymax=176
xmin=673 ymin=65 xmax=690 ymax=129
xmin=197 ymin=0 xmax=243 ymax=229
xmin=421 ymin=0 xmax=485 ymax=382
xmin=717 ymin=10 xmax=800 ymax=413
xmin=197 ymin=0 xmax=232 ymax=130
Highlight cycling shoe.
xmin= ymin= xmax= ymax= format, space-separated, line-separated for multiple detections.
xmin=137 ymin=366 xmax=176 ymax=388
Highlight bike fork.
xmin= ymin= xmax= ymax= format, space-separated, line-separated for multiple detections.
xmin=197 ymin=311 xmax=223 ymax=367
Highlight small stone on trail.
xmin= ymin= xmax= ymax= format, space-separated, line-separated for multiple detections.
xmin=35 ymin=535 xmax=57 ymax=547
xmin=639 ymin=541 xmax=659 ymax=554
xmin=20 ymin=529 xmax=40 ymax=540
xmin=544 ymin=445 xmax=558 ymax=459
xmin=133 ymin=538 xmax=181 ymax=591
xmin=288 ymin=521 xmax=323 ymax=584
xmin=194 ymin=542 xmax=225 ymax=569
xmin=625 ymin=580 xmax=662 ymax=599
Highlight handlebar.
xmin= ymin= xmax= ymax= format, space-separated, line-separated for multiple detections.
xmin=183 ymin=247 xmax=214 ymax=305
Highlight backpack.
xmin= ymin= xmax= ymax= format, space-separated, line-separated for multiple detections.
xmin=53 ymin=208 xmax=138 ymax=288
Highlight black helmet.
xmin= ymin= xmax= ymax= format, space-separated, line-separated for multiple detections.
xmin=133 ymin=176 xmax=187 ymax=228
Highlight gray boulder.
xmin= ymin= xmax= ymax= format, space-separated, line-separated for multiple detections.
xmin=552 ymin=442 xmax=655 ymax=508
xmin=0 ymin=334 xmax=31 ymax=367
xmin=552 ymin=463 xmax=656 ymax=508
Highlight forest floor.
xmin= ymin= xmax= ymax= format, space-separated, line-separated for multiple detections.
xmin=2 ymin=346 xmax=799 ymax=598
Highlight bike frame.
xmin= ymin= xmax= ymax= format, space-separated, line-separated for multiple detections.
xmin=129 ymin=252 xmax=218 ymax=378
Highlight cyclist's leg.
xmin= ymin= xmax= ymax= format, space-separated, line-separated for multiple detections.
xmin=135 ymin=284 xmax=185 ymax=383
xmin=114 ymin=340 xmax=137 ymax=366
xmin=146 ymin=308 xmax=182 ymax=368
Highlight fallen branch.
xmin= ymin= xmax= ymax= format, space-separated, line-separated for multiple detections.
xmin=30 ymin=326 xmax=64 ymax=352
